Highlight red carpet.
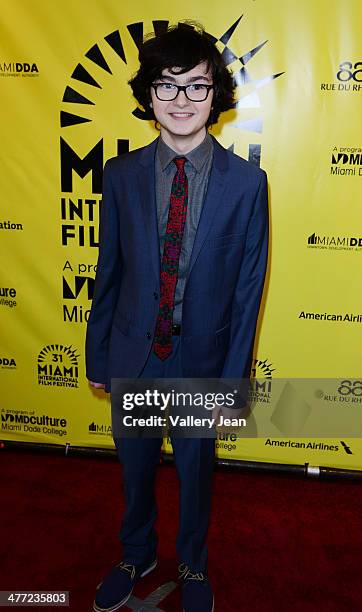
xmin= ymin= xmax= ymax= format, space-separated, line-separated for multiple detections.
xmin=1 ymin=449 xmax=361 ymax=611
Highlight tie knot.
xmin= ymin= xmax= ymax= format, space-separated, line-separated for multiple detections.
xmin=174 ymin=156 xmax=187 ymax=171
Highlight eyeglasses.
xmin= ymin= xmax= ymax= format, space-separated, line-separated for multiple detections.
xmin=151 ymin=82 xmax=214 ymax=102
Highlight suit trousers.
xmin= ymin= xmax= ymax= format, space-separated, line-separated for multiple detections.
xmin=113 ymin=335 xmax=216 ymax=573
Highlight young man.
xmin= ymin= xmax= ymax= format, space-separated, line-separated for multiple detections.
xmin=86 ymin=22 xmax=269 ymax=612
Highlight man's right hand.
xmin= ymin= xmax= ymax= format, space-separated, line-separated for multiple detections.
xmin=89 ymin=380 xmax=106 ymax=389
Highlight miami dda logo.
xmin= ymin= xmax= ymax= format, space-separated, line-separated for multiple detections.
xmin=330 ymin=146 xmax=362 ymax=177
xmin=307 ymin=233 xmax=362 ymax=251
xmin=0 ymin=61 xmax=39 ymax=77
xmin=89 ymin=421 xmax=112 ymax=436
xmin=0 ymin=356 xmax=16 ymax=370
xmin=37 ymin=344 xmax=80 ymax=387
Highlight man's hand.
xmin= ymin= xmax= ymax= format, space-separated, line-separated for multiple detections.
xmin=211 ymin=404 xmax=244 ymax=427
xmin=89 ymin=380 xmax=106 ymax=389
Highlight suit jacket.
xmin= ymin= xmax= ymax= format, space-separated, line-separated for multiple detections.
xmin=85 ymin=135 xmax=269 ymax=393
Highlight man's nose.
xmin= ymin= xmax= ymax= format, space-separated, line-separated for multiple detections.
xmin=174 ymin=89 xmax=189 ymax=106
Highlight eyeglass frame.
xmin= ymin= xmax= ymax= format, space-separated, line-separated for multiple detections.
xmin=151 ymin=82 xmax=214 ymax=102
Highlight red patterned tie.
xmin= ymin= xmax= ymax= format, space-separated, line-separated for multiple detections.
xmin=153 ymin=157 xmax=188 ymax=360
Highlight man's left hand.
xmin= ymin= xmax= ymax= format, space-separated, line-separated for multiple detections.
xmin=211 ymin=403 xmax=244 ymax=426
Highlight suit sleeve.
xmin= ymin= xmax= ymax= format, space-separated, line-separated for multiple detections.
xmin=85 ymin=159 xmax=121 ymax=383
xmin=220 ymin=169 xmax=269 ymax=382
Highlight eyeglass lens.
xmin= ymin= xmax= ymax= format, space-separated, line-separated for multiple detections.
xmin=155 ymin=84 xmax=211 ymax=101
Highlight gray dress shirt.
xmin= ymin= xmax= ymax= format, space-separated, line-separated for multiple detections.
xmin=155 ymin=133 xmax=214 ymax=325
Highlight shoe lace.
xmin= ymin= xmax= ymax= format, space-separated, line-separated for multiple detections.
xmin=117 ymin=561 xmax=136 ymax=580
xmin=178 ymin=563 xmax=206 ymax=582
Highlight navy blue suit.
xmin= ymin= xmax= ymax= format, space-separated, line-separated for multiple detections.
xmin=85 ymin=135 xmax=269 ymax=571
xmin=86 ymin=136 xmax=269 ymax=390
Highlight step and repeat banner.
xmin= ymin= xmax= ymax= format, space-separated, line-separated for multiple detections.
xmin=1 ymin=0 xmax=361 ymax=470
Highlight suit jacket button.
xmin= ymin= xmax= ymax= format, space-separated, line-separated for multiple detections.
xmin=146 ymin=331 xmax=151 ymax=339
xmin=153 ymin=292 xmax=159 ymax=300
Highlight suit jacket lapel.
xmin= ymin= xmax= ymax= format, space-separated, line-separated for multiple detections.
xmin=187 ymin=137 xmax=228 ymax=277
xmin=137 ymin=138 xmax=160 ymax=287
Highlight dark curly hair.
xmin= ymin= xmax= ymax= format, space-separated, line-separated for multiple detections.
xmin=128 ymin=21 xmax=236 ymax=127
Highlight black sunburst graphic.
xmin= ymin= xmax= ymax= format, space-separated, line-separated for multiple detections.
xmin=60 ymin=15 xmax=284 ymax=149
xmin=38 ymin=344 xmax=80 ymax=365
xmin=252 ymin=358 xmax=275 ymax=379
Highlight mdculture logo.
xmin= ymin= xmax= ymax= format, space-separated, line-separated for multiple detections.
xmin=62 ymin=259 xmax=95 ymax=323
xmin=307 ymin=232 xmax=362 ymax=252
xmin=0 ymin=61 xmax=39 ymax=77
xmin=299 ymin=311 xmax=362 ymax=323
xmin=0 ymin=287 xmax=17 ymax=308
xmin=37 ymin=344 xmax=80 ymax=387
xmin=320 ymin=60 xmax=362 ymax=93
xmin=89 ymin=421 xmax=112 ymax=436
xmin=1 ymin=408 xmax=67 ymax=437
xmin=330 ymin=145 xmax=362 ymax=177
xmin=0 ymin=356 xmax=16 ymax=370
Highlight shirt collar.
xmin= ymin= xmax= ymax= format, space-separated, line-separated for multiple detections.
xmin=157 ymin=132 xmax=213 ymax=173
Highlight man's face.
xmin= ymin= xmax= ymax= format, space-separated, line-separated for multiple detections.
xmin=150 ymin=61 xmax=214 ymax=150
